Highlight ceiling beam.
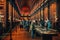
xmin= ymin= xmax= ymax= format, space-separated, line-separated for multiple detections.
xmin=9 ymin=0 xmax=21 ymax=16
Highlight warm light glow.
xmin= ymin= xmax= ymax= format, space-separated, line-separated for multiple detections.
xmin=44 ymin=7 xmax=48 ymax=20
xmin=20 ymin=6 xmax=30 ymax=16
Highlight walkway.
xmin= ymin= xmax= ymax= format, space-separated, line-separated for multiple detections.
xmin=2 ymin=25 xmax=41 ymax=40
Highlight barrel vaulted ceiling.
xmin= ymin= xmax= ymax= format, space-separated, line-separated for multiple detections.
xmin=15 ymin=0 xmax=40 ymax=16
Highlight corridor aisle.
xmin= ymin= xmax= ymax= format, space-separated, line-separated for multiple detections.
xmin=2 ymin=25 xmax=41 ymax=40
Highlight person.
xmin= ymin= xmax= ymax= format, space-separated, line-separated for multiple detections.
xmin=53 ymin=17 xmax=60 ymax=40
xmin=44 ymin=18 xmax=52 ymax=30
xmin=23 ymin=19 xmax=26 ymax=28
xmin=53 ymin=18 xmax=60 ymax=32
xmin=20 ymin=20 xmax=23 ymax=28
xmin=29 ymin=20 xmax=35 ymax=38
xmin=40 ymin=18 xmax=45 ymax=28
xmin=27 ymin=19 xmax=31 ymax=32
xmin=35 ymin=19 xmax=38 ymax=25
xmin=47 ymin=20 xmax=52 ymax=30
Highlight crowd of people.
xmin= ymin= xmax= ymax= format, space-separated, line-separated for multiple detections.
xmin=19 ymin=18 xmax=52 ymax=38
xmin=20 ymin=18 xmax=52 ymax=30
xmin=19 ymin=17 xmax=60 ymax=39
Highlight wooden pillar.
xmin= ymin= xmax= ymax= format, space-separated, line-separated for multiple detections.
xmin=10 ymin=0 xmax=13 ymax=40
xmin=40 ymin=9 xmax=41 ymax=20
xmin=6 ymin=0 xmax=9 ymax=28
xmin=56 ymin=0 xmax=60 ymax=19
xmin=48 ymin=1 xmax=50 ymax=20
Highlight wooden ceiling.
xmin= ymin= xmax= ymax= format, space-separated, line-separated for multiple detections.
xmin=15 ymin=0 xmax=40 ymax=16
xmin=16 ymin=0 xmax=38 ymax=9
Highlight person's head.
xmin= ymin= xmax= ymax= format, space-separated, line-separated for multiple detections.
xmin=55 ymin=17 xmax=58 ymax=22
xmin=45 ymin=18 xmax=49 ymax=22
xmin=39 ymin=19 xmax=40 ymax=21
xmin=41 ymin=18 xmax=43 ymax=20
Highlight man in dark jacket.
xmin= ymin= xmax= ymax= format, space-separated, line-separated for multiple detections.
xmin=54 ymin=18 xmax=60 ymax=32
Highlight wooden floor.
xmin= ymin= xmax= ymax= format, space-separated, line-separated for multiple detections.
xmin=2 ymin=25 xmax=41 ymax=40
xmin=2 ymin=25 xmax=60 ymax=40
